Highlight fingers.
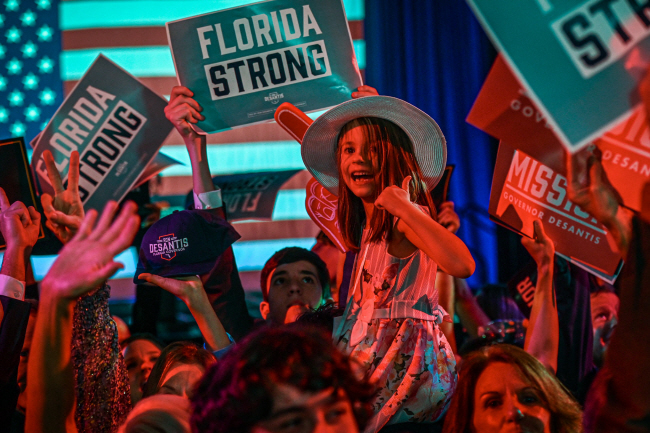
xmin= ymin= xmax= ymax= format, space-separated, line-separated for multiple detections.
xmin=168 ymin=103 xmax=205 ymax=123
xmin=402 ymin=176 xmax=412 ymax=199
xmin=588 ymin=156 xmax=604 ymax=189
xmin=439 ymin=201 xmax=454 ymax=211
xmin=169 ymin=86 xmax=194 ymax=99
xmin=88 ymin=201 xmax=118 ymax=241
xmin=103 ymin=202 xmax=140 ymax=254
xmin=74 ymin=209 xmax=98 ymax=241
xmin=67 ymin=151 xmax=80 ymax=192
xmin=0 ymin=188 xmax=9 ymax=211
xmin=28 ymin=206 xmax=41 ymax=225
xmin=40 ymin=194 xmax=55 ymax=215
xmin=138 ymin=273 xmax=169 ymax=288
xmin=94 ymin=261 xmax=125 ymax=284
xmin=171 ymin=95 xmax=203 ymax=114
xmin=532 ymin=219 xmax=544 ymax=242
xmin=43 ymin=150 xmax=65 ymax=194
xmin=49 ymin=212 xmax=81 ymax=229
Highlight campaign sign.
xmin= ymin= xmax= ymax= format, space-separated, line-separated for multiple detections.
xmin=0 ymin=138 xmax=44 ymax=249
xmin=166 ymin=0 xmax=362 ymax=132
xmin=215 ymin=169 xmax=301 ymax=220
xmin=467 ymin=0 xmax=650 ymax=153
xmin=30 ymin=55 xmax=173 ymax=211
xmin=490 ymin=143 xmax=622 ymax=280
xmin=596 ymin=105 xmax=650 ymax=213
xmin=469 ymin=55 xmax=650 ymax=215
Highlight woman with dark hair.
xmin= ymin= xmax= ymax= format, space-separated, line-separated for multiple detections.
xmin=191 ymin=325 xmax=375 ymax=433
xmin=442 ymin=344 xmax=582 ymax=433
xmin=142 ymin=342 xmax=215 ymax=399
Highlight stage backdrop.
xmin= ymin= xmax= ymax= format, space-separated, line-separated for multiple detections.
xmin=364 ymin=0 xmax=498 ymax=286
xmin=0 ymin=0 xmax=366 ymax=297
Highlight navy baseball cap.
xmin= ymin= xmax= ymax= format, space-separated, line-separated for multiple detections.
xmin=134 ymin=209 xmax=241 ymax=284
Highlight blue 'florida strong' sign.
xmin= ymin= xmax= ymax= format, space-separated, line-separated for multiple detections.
xmin=467 ymin=0 xmax=650 ymax=153
xmin=166 ymin=0 xmax=362 ymax=133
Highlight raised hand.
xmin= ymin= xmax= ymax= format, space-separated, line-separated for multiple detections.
xmin=566 ymin=150 xmax=619 ymax=228
xmin=521 ymin=219 xmax=555 ymax=273
xmin=41 ymin=201 xmax=140 ymax=300
xmin=352 ymin=85 xmax=379 ymax=98
xmin=164 ymin=86 xmax=206 ymax=142
xmin=0 ymin=187 xmax=41 ymax=250
xmin=375 ymin=175 xmax=413 ymax=217
xmin=438 ymin=201 xmax=460 ymax=234
xmin=40 ymin=150 xmax=84 ymax=244
xmin=138 ymin=273 xmax=231 ymax=351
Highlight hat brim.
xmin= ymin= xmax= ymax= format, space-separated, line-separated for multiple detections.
xmin=301 ymin=96 xmax=447 ymax=196
xmin=133 ymin=258 xmax=217 ymax=285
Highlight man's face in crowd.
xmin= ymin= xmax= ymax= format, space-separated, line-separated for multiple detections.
xmin=250 ymin=384 xmax=359 ymax=433
xmin=122 ymin=339 xmax=162 ymax=405
xmin=590 ymin=291 xmax=619 ymax=367
xmin=260 ymin=260 xmax=324 ymax=325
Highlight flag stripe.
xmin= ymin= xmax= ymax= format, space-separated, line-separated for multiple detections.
xmin=234 ymin=238 xmax=317 ymax=271
xmin=61 ymin=40 xmax=365 ymax=80
xmin=61 ymin=21 xmax=364 ymax=50
xmin=159 ymin=142 xmax=305 ymax=176
xmin=59 ymin=0 xmax=365 ymax=29
xmin=233 ymin=219 xmax=318 ymax=241
xmin=154 ymin=170 xmax=313 ymax=197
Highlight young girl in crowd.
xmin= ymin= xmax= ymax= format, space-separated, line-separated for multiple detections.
xmin=300 ymin=95 xmax=475 ymax=431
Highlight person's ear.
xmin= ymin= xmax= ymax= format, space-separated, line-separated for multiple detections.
xmin=260 ymin=301 xmax=270 ymax=320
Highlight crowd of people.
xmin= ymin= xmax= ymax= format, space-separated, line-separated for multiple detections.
xmin=0 ymin=80 xmax=648 ymax=433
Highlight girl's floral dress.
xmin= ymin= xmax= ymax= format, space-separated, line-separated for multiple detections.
xmin=334 ymin=229 xmax=457 ymax=433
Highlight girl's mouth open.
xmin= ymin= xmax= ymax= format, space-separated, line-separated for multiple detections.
xmin=351 ymin=171 xmax=374 ymax=182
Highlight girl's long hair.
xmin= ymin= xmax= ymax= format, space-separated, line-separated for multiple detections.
xmin=336 ymin=117 xmax=437 ymax=252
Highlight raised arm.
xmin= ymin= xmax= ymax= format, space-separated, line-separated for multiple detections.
xmin=375 ymin=177 xmax=475 ymax=278
xmin=164 ymin=86 xmax=223 ymax=210
xmin=522 ymin=220 xmax=558 ymax=373
xmin=0 ymin=187 xmax=40 ymax=285
xmin=137 ymin=273 xmax=231 ymax=352
xmin=26 ymin=201 xmax=139 ymax=433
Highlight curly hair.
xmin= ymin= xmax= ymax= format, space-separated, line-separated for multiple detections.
xmin=142 ymin=342 xmax=216 ymax=398
xmin=191 ymin=325 xmax=375 ymax=433
xmin=442 ymin=344 xmax=582 ymax=433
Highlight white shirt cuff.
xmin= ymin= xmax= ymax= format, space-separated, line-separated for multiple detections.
xmin=193 ymin=189 xmax=223 ymax=210
xmin=0 ymin=274 xmax=26 ymax=301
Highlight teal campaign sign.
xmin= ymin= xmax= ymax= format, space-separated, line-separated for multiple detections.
xmin=467 ymin=0 xmax=650 ymax=152
xmin=31 ymin=55 xmax=173 ymax=211
xmin=166 ymin=0 xmax=362 ymax=133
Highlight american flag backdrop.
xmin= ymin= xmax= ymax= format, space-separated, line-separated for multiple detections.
xmin=0 ymin=0 xmax=366 ymax=299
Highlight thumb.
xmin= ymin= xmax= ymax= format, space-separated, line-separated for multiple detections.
xmin=402 ymin=176 xmax=412 ymax=199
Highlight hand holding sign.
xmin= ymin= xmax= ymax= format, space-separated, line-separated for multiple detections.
xmin=566 ymin=150 xmax=633 ymax=258
xmin=521 ymin=220 xmax=554 ymax=272
xmin=164 ymin=86 xmax=205 ymax=142
xmin=40 ymin=150 xmax=85 ymax=244
xmin=352 ymin=85 xmax=379 ymax=99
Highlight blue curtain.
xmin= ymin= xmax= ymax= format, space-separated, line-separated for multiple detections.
xmin=364 ymin=1 xmax=498 ymax=286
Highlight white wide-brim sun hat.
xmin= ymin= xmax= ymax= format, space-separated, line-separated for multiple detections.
xmin=301 ymin=96 xmax=447 ymax=196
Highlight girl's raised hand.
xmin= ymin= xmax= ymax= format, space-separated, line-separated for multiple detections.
xmin=352 ymin=85 xmax=379 ymax=99
xmin=164 ymin=86 xmax=206 ymax=141
xmin=375 ymin=176 xmax=413 ymax=216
